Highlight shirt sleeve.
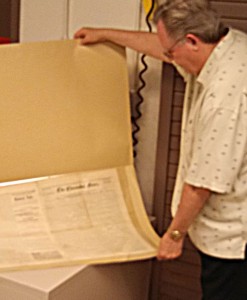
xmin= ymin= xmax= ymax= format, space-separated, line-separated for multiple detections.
xmin=185 ymin=103 xmax=247 ymax=194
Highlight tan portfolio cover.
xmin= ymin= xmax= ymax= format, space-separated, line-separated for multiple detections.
xmin=0 ymin=40 xmax=159 ymax=272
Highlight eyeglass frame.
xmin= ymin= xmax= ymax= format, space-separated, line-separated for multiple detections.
xmin=163 ymin=36 xmax=185 ymax=60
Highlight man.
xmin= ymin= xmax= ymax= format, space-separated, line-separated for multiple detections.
xmin=74 ymin=1 xmax=247 ymax=299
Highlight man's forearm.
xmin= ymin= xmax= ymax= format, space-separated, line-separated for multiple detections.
xmin=74 ymin=28 xmax=168 ymax=61
xmin=157 ymin=183 xmax=211 ymax=260
xmin=168 ymin=183 xmax=211 ymax=234
xmin=100 ymin=30 xmax=165 ymax=60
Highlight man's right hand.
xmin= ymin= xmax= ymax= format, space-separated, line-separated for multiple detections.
xmin=74 ymin=28 xmax=106 ymax=45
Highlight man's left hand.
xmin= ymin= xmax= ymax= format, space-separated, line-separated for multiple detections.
xmin=157 ymin=232 xmax=184 ymax=260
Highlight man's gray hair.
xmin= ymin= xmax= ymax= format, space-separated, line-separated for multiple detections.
xmin=154 ymin=0 xmax=228 ymax=43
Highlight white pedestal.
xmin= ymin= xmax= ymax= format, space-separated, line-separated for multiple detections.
xmin=0 ymin=260 xmax=152 ymax=300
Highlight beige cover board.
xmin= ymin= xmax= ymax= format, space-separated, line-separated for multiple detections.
xmin=0 ymin=40 xmax=133 ymax=182
xmin=0 ymin=40 xmax=160 ymax=272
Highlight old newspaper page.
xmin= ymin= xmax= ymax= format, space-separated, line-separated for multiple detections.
xmin=0 ymin=40 xmax=160 ymax=272
xmin=0 ymin=166 xmax=159 ymax=271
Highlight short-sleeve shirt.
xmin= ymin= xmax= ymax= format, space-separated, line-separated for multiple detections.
xmin=172 ymin=28 xmax=247 ymax=259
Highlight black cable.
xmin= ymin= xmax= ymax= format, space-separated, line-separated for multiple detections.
xmin=132 ymin=0 xmax=156 ymax=158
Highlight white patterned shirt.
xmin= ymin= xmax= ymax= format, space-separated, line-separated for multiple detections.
xmin=172 ymin=28 xmax=247 ymax=258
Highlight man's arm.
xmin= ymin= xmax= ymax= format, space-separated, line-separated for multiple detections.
xmin=74 ymin=28 xmax=169 ymax=62
xmin=157 ymin=183 xmax=211 ymax=260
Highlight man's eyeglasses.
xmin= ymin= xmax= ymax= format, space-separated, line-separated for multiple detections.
xmin=163 ymin=37 xmax=185 ymax=60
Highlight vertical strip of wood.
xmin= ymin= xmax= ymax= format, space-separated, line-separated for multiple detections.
xmin=10 ymin=0 xmax=20 ymax=42
xmin=150 ymin=63 xmax=175 ymax=300
xmin=0 ymin=0 xmax=11 ymax=38
xmin=153 ymin=63 xmax=175 ymax=235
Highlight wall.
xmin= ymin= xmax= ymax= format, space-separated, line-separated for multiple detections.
xmin=19 ymin=0 xmax=162 ymax=214
xmin=133 ymin=10 xmax=162 ymax=214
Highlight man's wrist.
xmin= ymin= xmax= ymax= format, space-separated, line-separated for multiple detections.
xmin=168 ymin=229 xmax=186 ymax=241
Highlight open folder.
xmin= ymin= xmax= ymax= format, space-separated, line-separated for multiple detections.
xmin=0 ymin=40 xmax=159 ymax=272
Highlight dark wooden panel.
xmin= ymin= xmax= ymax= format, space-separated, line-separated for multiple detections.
xmin=167 ymin=177 xmax=176 ymax=191
xmin=212 ymin=0 xmax=247 ymax=2
xmin=170 ymin=121 xmax=182 ymax=136
xmin=0 ymin=0 xmax=20 ymax=42
xmin=170 ymin=136 xmax=181 ymax=150
xmin=212 ymin=1 xmax=247 ymax=19
xmin=0 ymin=0 xmax=11 ymax=37
xmin=10 ymin=0 xmax=20 ymax=42
xmin=161 ymin=263 xmax=201 ymax=285
xmin=173 ymin=93 xmax=184 ymax=106
xmin=168 ymin=150 xmax=180 ymax=164
xmin=174 ymin=77 xmax=186 ymax=92
xmin=171 ymin=107 xmax=183 ymax=121
xmin=221 ymin=18 xmax=247 ymax=31
xmin=153 ymin=63 xmax=176 ymax=235
xmin=212 ymin=1 xmax=247 ymax=31
xmin=168 ymin=163 xmax=178 ymax=177
xmin=160 ymin=283 xmax=201 ymax=300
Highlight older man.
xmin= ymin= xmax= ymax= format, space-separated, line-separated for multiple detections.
xmin=74 ymin=1 xmax=247 ymax=299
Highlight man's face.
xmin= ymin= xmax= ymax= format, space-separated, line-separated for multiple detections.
xmin=156 ymin=20 xmax=196 ymax=74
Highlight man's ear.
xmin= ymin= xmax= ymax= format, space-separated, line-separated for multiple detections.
xmin=185 ymin=33 xmax=200 ymax=50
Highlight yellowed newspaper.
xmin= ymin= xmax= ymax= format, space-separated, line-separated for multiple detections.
xmin=0 ymin=166 xmax=159 ymax=272
xmin=0 ymin=40 xmax=160 ymax=272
